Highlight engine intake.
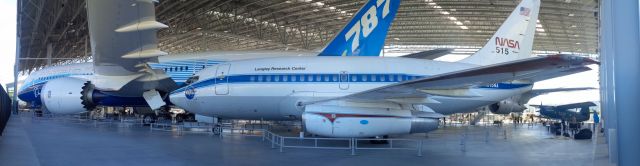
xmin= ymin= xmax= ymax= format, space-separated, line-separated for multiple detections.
xmin=489 ymin=100 xmax=526 ymax=114
xmin=40 ymin=78 xmax=93 ymax=114
xmin=40 ymin=78 xmax=151 ymax=114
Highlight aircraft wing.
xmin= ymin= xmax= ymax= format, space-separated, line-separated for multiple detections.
xmin=87 ymin=0 xmax=176 ymax=93
xmin=519 ymin=87 xmax=596 ymax=103
xmin=554 ymin=102 xmax=597 ymax=110
xmin=521 ymin=66 xmax=592 ymax=82
xmin=529 ymin=87 xmax=596 ymax=95
xmin=400 ymin=48 xmax=453 ymax=60
xmin=304 ymin=54 xmax=597 ymax=104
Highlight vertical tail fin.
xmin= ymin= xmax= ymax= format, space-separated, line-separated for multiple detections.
xmin=318 ymin=0 xmax=401 ymax=56
xmin=459 ymin=0 xmax=540 ymax=65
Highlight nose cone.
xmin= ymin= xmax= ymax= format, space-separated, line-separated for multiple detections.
xmin=169 ymin=86 xmax=195 ymax=111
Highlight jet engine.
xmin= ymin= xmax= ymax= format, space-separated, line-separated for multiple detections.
xmin=488 ymin=100 xmax=526 ymax=114
xmin=302 ymin=105 xmax=439 ymax=137
xmin=40 ymin=77 xmax=95 ymax=114
xmin=40 ymin=77 xmax=151 ymax=114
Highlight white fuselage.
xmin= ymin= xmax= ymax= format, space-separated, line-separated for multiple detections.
xmin=17 ymin=51 xmax=317 ymax=110
xmin=169 ymin=56 xmax=533 ymax=120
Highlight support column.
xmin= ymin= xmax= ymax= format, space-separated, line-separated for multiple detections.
xmin=12 ymin=0 xmax=23 ymax=114
xmin=602 ymin=1 xmax=640 ymax=165
xmin=599 ymin=0 xmax=617 ymax=148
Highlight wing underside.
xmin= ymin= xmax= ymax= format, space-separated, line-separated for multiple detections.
xmin=304 ymin=54 xmax=598 ymax=105
xmin=87 ymin=0 xmax=176 ymax=94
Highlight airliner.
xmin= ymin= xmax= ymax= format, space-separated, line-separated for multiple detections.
xmin=17 ymin=0 xmax=401 ymax=115
xmin=169 ymin=0 xmax=597 ymax=137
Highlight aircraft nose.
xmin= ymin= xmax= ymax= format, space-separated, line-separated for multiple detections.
xmin=168 ymin=90 xmax=189 ymax=109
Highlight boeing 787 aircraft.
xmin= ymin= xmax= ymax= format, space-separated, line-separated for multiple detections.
xmin=17 ymin=0 xmax=401 ymax=116
xmin=169 ymin=0 xmax=597 ymax=137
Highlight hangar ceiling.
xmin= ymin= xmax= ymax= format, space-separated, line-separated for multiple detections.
xmin=17 ymin=0 xmax=599 ymax=73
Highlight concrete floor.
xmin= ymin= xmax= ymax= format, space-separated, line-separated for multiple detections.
xmin=1 ymin=114 xmax=613 ymax=166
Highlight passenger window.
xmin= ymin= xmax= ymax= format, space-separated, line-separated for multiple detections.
xmin=371 ymin=75 xmax=377 ymax=82
xmin=397 ymin=75 xmax=403 ymax=81
xmin=266 ymin=75 xmax=271 ymax=82
xmin=332 ymin=75 xmax=338 ymax=82
xmin=317 ymin=75 xmax=322 ymax=82
xmin=351 ymin=75 xmax=357 ymax=82
xmin=292 ymin=75 xmax=297 ymax=82
xmin=324 ymin=75 xmax=329 ymax=82
xmin=186 ymin=66 xmax=189 ymax=71
xmin=275 ymin=75 xmax=280 ymax=82
xmin=380 ymin=75 xmax=386 ymax=82
xmin=362 ymin=75 xmax=368 ymax=81
xmin=258 ymin=75 xmax=264 ymax=82
xmin=250 ymin=76 xmax=256 ymax=82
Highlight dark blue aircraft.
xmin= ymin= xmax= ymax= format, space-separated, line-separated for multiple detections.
xmin=532 ymin=102 xmax=596 ymax=122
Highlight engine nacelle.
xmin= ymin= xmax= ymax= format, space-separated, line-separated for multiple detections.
xmin=488 ymin=100 xmax=526 ymax=114
xmin=302 ymin=105 xmax=439 ymax=137
xmin=40 ymin=77 xmax=91 ymax=114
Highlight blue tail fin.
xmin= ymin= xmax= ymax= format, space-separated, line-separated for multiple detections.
xmin=318 ymin=0 xmax=401 ymax=56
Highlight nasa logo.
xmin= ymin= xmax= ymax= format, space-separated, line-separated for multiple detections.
xmin=185 ymin=86 xmax=196 ymax=100
xmin=360 ymin=120 xmax=369 ymax=125
xmin=495 ymin=37 xmax=520 ymax=49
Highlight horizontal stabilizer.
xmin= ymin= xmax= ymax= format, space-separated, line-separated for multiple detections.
xmin=400 ymin=48 xmax=453 ymax=60
xmin=115 ymin=20 xmax=168 ymax=33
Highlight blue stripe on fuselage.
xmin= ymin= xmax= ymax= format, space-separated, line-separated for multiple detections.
xmin=478 ymin=83 xmax=531 ymax=89
xmin=171 ymin=73 xmax=532 ymax=95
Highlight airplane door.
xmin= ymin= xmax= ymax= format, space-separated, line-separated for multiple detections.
xmin=215 ymin=64 xmax=230 ymax=95
xmin=339 ymin=71 xmax=349 ymax=90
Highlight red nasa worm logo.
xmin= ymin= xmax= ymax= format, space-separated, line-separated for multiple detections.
xmin=495 ymin=37 xmax=520 ymax=49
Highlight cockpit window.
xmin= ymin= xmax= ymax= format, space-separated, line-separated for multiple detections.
xmin=185 ymin=76 xmax=200 ymax=85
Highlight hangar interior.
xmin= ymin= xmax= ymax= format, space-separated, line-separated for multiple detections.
xmin=16 ymin=0 xmax=598 ymax=72
xmin=6 ymin=0 xmax=640 ymax=166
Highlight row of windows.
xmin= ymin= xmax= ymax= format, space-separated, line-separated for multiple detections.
xmin=36 ymin=73 xmax=91 ymax=81
xmin=164 ymin=65 xmax=207 ymax=72
xmin=242 ymin=74 xmax=423 ymax=83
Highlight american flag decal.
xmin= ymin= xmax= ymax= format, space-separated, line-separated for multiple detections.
xmin=520 ymin=7 xmax=530 ymax=16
